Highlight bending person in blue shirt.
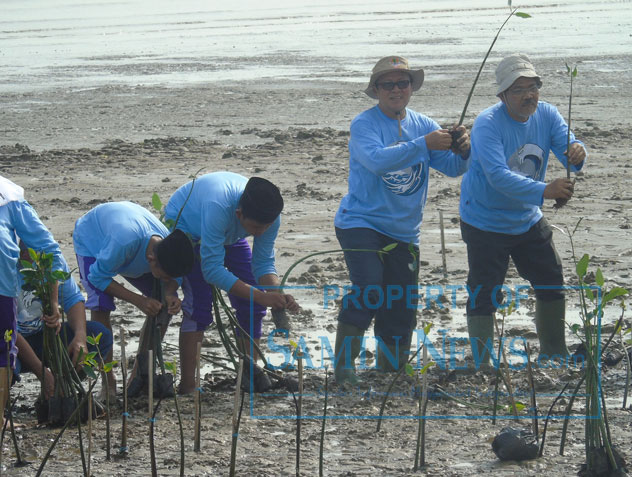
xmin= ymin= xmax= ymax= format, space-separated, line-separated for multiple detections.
xmin=333 ymin=56 xmax=471 ymax=384
xmin=73 ymin=201 xmax=194 ymax=393
xmin=164 ymin=172 xmax=299 ymax=394
xmin=14 ymin=240 xmax=112 ymax=399
xmin=459 ymin=54 xmax=587 ymax=367
xmin=0 ymin=175 xmax=65 ymax=429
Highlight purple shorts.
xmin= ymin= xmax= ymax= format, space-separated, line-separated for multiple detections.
xmin=0 ymin=295 xmax=18 ymax=368
xmin=181 ymin=239 xmax=266 ymax=338
xmin=77 ymin=255 xmax=154 ymax=311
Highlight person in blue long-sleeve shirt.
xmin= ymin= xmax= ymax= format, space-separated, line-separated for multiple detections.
xmin=0 ymin=175 xmax=65 ymax=429
xmin=333 ymin=56 xmax=471 ymax=384
xmin=459 ymin=54 xmax=587 ymax=367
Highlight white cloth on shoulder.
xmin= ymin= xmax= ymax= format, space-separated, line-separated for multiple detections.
xmin=0 ymin=175 xmax=25 ymax=207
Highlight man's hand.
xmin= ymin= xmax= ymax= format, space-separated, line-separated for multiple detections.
xmin=67 ymin=337 xmax=87 ymax=368
xmin=165 ymin=294 xmax=182 ymax=315
xmin=42 ymin=367 xmax=55 ymax=399
xmin=42 ymin=309 xmax=61 ymax=334
xmin=137 ymin=296 xmax=163 ymax=317
xmin=256 ymin=291 xmax=300 ymax=312
xmin=449 ymin=125 xmax=471 ymax=156
xmin=543 ymin=178 xmax=574 ymax=200
xmin=424 ymin=129 xmax=453 ymax=150
xmin=566 ymin=143 xmax=586 ymax=166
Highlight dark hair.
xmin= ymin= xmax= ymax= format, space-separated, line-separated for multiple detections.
xmin=238 ymin=177 xmax=284 ymax=224
xmin=155 ymin=229 xmax=195 ymax=277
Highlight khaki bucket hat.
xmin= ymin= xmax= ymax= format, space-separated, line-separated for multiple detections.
xmin=495 ymin=53 xmax=542 ymax=96
xmin=364 ymin=56 xmax=424 ymax=99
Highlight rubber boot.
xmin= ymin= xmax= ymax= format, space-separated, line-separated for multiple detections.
xmin=334 ymin=322 xmax=365 ymax=385
xmin=535 ymin=298 xmax=569 ymax=361
xmin=467 ymin=315 xmax=495 ymax=368
xmin=376 ymin=335 xmax=411 ymax=372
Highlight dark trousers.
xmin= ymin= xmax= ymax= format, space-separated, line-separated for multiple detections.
xmin=461 ymin=217 xmax=564 ymax=316
xmin=335 ymin=227 xmax=419 ymax=346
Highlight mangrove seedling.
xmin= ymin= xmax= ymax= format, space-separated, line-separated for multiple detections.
xmin=554 ymin=63 xmax=579 ymax=209
xmin=451 ymin=5 xmax=531 ymax=146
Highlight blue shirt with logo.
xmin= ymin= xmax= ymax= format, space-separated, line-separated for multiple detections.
xmin=334 ymin=105 xmax=469 ymax=244
xmin=460 ymin=101 xmax=586 ymax=234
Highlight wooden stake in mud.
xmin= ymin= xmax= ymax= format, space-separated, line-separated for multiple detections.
xmin=194 ymin=341 xmax=202 ymax=452
xmin=296 ymin=349 xmax=304 ymax=477
xmin=148 ymin=350 xmax=153 ymax=418
xmin=229 ymin=358 xmax=244 ymax=477
xmin=119 ymin=327 xmax=129 ymax=455
xmin=87 ymin=387 xmax=93 ymax=477
xmin=439 ymin=210 xmax=448 ymax=278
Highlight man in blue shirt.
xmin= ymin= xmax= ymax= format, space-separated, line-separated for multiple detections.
xmin=333 ymin=56 xmax=470 ymax=384
xmin=459 ymin=54 xmax=587 ymax=366
xmin=73 ymin=201 xmax=194 ymax=393
xmin=165 ymin=172 xmax=298 ymax=393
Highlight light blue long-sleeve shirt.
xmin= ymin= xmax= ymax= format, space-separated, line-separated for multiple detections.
xmin=0 ymin=200 xmax=64 ymax=298
xmin=164 ymin=172 xmax=279 ymax=292
xmin=73 ymin=201 xmax=169 ymax=291
xmin=460 ymin=101 xmax=586 ymax=234
xmin=334 ymin=105 xmax=470 ymax=245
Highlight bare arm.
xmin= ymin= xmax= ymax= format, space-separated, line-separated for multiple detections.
xmin=104 ymin=280 xmax=162 ymax=316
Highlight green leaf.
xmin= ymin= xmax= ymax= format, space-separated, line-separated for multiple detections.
xmin=4 ymin=330 xmax=13 ymax=343
xmin=152 ymin=192 xmax=163 ymax=212
xmin=51 ymin=270 xmax=70 ymax=281
xmin=603 ymin=287 xmax=629 ymax=304
xmin=28 ymin=248 xmax=39 ymax=262
xmin=585 ymin=287 xmax=595 ymax=301
xmin=423 ymin=322 xmax=433 ymax=336
xmin=420 ymin=361 xmax=436 ymax=375
xmin=381 ymin=243 xmax=398 ymax=253
xmin=103 ymin=361 xmax=118 ymax=373
xmin=165 ymin=362 xmax=177 ymax=375
xmin=514 ymin=401 xmax=526 ymax=412
xmin=571 ymin=323 xmax=581 ymax=334
xmin=514 ymin=11 xmax=531 ymax=18
xmin=83 ymin=365 xmax=97 ymax=380
xmin=572 ymin=66 xmax=578 ymax=77
xmin=576 ymin=254 xmax=589 ymax=278
xmin=595 ymin=268 xmax=604 ymax=287
xmin=289 ymin=339 xmax=298 ymax=349
xmin=86 ymin=336 xmax=96 ymax=346
xmin=19 ymin=259 xmax=33 ymax=269
xmin=405 ymin=363 xmax=414 ymax=377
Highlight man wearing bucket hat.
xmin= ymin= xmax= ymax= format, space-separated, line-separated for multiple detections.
xmin=459 ymin=53 xmax=587 ymax=367
xmin=164 ymin=172 xmax=299 ymax=394
xmin=333 ymin=56 xmax=471 ymax=385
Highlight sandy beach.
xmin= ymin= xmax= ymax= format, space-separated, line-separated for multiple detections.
xmin=1 ymin=1 xmax=632 ymax=475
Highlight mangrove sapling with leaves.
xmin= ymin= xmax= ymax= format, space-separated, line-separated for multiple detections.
xmin=561 ymin=221 xmax=629 ymax=475
xmin=450 ymin=4 xmax=531 ymax=147
xmin=19 ymin=248 xmax=89 ymax=426
xmin=554 ymin=63 xmax=579 ymax=209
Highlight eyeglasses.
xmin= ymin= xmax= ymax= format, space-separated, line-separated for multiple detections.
xmin=507 ymin=84 xmax=541 ymax=96
xmin=376 ymin=80 xmax=411 ymax=91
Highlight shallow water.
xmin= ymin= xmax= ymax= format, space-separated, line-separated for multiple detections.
xmin=2 ymin=0 xmax=631 ymax=92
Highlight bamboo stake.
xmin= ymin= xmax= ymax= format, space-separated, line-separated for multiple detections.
xmin=194 ymin=342 xmax=202 ymax=452
xmin=119 ymin=327 xmax=129 ymax=455
xmin=524 ymin=342 xmax=538 ymax=439
xmin=148 ymin=350 xmax=153 ymax=418
xmin=87 ymin=386 xmax=93 ymax=477
xmin=439 ymin=211 xmax=448 ymax=278
xmin=229 ymin=359 xmax=244 ymax=477
xmin=296 ymin=350 xmax=304 ymax=477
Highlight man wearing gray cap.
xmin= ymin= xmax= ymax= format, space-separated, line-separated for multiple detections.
xmin=459 ymin=53 xmax=587 ymax=367
xmin=333 ymin=56 xmax=471 ymax=385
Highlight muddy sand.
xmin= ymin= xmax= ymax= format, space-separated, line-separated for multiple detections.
xmin=1 ymin=54 xmax=632 ymax=476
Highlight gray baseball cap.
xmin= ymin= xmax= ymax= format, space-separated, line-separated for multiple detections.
xmin=495 ymin=53 xmax=542 ymax=96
